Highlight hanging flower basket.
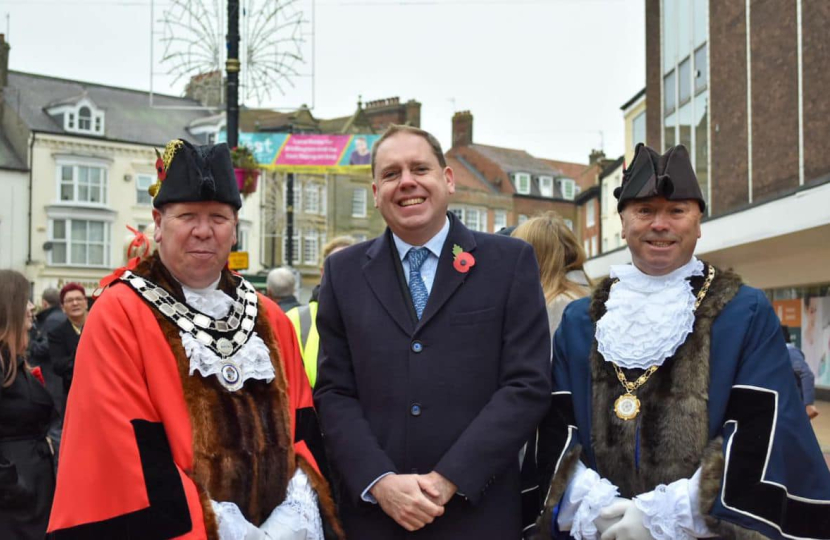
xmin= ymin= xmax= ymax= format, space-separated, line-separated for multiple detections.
xmin=231 ymin=145 xmax=260 ymax=197
xmin=235 ymin=168 xmax=260 ymax=196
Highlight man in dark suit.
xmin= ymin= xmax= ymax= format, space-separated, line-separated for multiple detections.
xmin=314 ymin=125 xmax=552 ymax=538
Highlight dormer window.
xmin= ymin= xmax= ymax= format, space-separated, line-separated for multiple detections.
xmin=560 ymin=178 xmax=576 ymax=200
xmin=538 ymin=176 xmax=553 ymax=198
xmin=48 ymin=99 xmax=105 ymax=136
xmin=515 ymin=173 xmax=531 ymax=195
xmin=79 ymin=107 xmax=92 ymax=131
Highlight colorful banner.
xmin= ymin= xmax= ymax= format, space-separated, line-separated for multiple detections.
xmin=218 ymin=132 xmax=379 ymax=173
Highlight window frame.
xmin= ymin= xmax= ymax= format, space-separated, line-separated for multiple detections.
xmin=538 ymin=175 xmax=554 ymax=198
xmin=515 ymin=173 xmax=531 ymax=195
xmin=135 ymin=174 xmax=154 ymax=206
xmin=55 ymin=160 xmax=109 ymax=206
xmin=49 ymin=218 xmax=111 ymax=268
xmin=352 ymin=187 xmax=367 ymax=218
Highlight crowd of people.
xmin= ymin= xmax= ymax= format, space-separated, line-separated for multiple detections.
xmin=0 ymin=126 xmax=828 ymax=540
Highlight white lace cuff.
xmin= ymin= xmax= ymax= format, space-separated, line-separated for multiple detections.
xmin=261 ymin=468 xmax=325 ymax=540
xmin=211 ymin=500 xmax=262 ymax=540
xmin=633 ymin=468 xmax=715 ymax=540
xmin=558 ymin=462 xmax=620 ymax=540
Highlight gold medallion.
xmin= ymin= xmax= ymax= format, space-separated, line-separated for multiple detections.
xmin=614 ymin=393 xmax=641 ymax=421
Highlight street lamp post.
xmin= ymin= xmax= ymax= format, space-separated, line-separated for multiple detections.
xmin=226 ymin=0 xmax=240 ymax=148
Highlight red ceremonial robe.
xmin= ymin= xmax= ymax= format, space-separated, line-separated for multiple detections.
xmin=47 ymin=258 xmax=341 ymax=540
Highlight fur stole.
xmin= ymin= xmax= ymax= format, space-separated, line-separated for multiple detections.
xmin=130 ymin=254 xmax=294 ymax=533
xmin=588 ymin=262 xmax=742 ymax=497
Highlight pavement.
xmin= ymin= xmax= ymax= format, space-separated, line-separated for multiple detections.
xmin=812 ymin=400 xmax=830 ymax=470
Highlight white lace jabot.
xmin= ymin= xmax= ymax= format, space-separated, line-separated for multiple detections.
xmin=595 ymin=257 xmax=704 ymax=370
xmin=181 ymin=281 xmax=275 ymax=390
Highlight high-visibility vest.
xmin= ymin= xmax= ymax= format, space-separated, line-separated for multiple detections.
xmin=285 ymin=301 xmax=319 ymax=387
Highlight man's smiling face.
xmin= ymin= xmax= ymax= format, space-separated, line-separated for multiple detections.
xmin=372 ymin=131 xmax=455 ymax=246
xmin=620 ymin=196 xmax=702 ymax=276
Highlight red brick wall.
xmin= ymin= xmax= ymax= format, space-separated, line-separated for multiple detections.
xmin=802 ymin=2 xmax=830 ymax=184
xmin=750 ymin=0 xmax=799 ymax=201
xmin=710 ymin=0 xmax=750 ymax=215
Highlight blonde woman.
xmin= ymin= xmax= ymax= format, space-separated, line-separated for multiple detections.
xmin=512 ymin=212 xmax=592 ymax=338
xmin=0 ymin=270 xmax=56 ymax=539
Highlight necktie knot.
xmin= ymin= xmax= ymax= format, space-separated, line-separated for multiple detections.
xmin=407 ymin=247 xmax=429 ymax=272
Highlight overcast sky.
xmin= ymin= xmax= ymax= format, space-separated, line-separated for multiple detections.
xmin=3 ymin=0 xmax=644 ymax=164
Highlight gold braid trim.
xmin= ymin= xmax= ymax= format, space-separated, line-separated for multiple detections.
xmin=162 ymin=139 xmax=184 ymax=171
xmin=149 ymin=139 xmax=184 ymax=198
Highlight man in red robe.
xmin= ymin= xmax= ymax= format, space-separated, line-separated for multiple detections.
xmin=48 ymin=140 xmax=342 ymax=540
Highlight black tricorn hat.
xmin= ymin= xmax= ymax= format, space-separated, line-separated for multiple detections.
xmin=151 ymin=140 xmax=242 ymax=210
xmin=614 ymin=143 xmax=705 ymax=213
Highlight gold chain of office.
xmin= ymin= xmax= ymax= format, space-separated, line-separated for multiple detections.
xmin=612 ymin=264 xmax=716 ymax=421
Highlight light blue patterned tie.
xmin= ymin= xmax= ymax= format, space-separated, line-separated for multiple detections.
xmin=407 ymin=247 xmax=430 ymax=320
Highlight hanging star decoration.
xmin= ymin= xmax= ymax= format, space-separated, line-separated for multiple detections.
xmin=452 ymin=244 xmax=476 ymax=274
xmin=148 ymin=139 xmax=184 ymax=198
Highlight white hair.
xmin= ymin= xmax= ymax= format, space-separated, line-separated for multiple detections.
xmin=266 ymin=267 xmax=295 ymax=298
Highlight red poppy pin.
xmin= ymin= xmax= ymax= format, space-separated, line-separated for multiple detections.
xmin=452 ymin=244 xmax=475 ymax=274
xmin=31 ymin=366 xmax=45 ymax=386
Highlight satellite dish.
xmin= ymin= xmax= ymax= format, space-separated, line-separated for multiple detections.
xmin=43 ymin=241 xmax=54 ymax=251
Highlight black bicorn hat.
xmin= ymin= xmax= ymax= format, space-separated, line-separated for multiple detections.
xmin=150 ymin=139 xmax=242 ymax=210
xmin=614 ymin=143 xmax=705 ymax=213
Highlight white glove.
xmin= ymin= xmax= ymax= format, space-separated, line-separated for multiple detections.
xmin=599 ymin=499 xmax=653 ymax=540
xmin=212 ymin=501 xmax=267 ymax=540
xmin=593 ymin=497 xmax=628 ymax=535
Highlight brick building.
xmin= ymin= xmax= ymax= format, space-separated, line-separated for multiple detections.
xmin=446 ymin=110 xmax=589 ymax=232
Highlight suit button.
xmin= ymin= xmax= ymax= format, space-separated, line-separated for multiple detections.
xmin=410 ymin=403 xmax=422 ymax=416
xmin=411 ymin=341 xmax=423 ymax=353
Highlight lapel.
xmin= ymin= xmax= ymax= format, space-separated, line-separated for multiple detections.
xmin=417 ymin=213 xmax=477 ymax=330
xmin=362 ymin=230 xmax=417 ymax=335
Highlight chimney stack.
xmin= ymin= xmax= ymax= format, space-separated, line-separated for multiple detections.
xmin=0 ymin=34 xmax=10 ymax=88
xmin=589 ymin=149 xmax=606 ymax=165
xmin=452 ymin=110 xmax=473 ymax=147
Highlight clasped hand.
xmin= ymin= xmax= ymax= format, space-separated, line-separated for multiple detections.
xmin=370 ymin=472 xmax=457 ymax=532
xmin=597 ymin=498 xmax=653 ymax=540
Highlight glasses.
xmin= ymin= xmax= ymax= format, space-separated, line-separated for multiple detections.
xmin=64 ymin=297 xmax=86 ymax=305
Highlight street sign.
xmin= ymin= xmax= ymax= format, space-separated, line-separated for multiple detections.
xmin=228 ymin=251 xmax=249 ymax=271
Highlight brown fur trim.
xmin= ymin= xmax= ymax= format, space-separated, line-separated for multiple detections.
xmin=297 ymin=455 xmax=346 ymax=540
xmin=191 ymin=474 xmax=220 ymax=540
xmin=130 ymin=254 xmax=295 ymax=527
xmin=697 ymin=438 xmax=767 ymax=540
xmin=533 ymin=446 xmax=582 ymax=540
xmin=588 ymin=264 xmax=742 ymax=497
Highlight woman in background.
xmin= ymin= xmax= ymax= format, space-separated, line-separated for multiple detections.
xmin=512 ymin=212 xmax=592 ymax=339
xmin=0 ymin=269 xmax=56 ymax=539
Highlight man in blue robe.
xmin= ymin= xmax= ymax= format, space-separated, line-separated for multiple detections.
xmin=529 ymin=144 xmax=830 ymax=540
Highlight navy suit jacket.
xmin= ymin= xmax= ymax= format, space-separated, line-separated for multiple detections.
xmin=314 ymin=214 xmax=551 ymax=539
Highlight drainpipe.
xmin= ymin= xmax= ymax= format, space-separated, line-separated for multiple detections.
xmin=26 ymin=130 xmax=34 ymax=264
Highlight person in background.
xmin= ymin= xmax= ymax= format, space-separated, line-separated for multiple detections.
xmin=286 ymin=236 xmax=356 ymax=388
xmin=511 ymin=211 xmax=592 ymax=339
xmin=48 ymin=283 xmax=88 ymax=413
xmin=782 ymin=325 xmax=819 ymax=420
xmin=36 ymin=288 xmax=67 ymax=337
xmin=267 ymin=266 xmax=301 ymax=312
xmin=0 ymin=270 xmax=56 ymax=540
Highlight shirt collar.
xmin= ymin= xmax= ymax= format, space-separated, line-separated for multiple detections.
xmin=180 ymin=275 xmax=222 ymax=298
xmin=392 ymin=215 xmax=451 ymax=261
